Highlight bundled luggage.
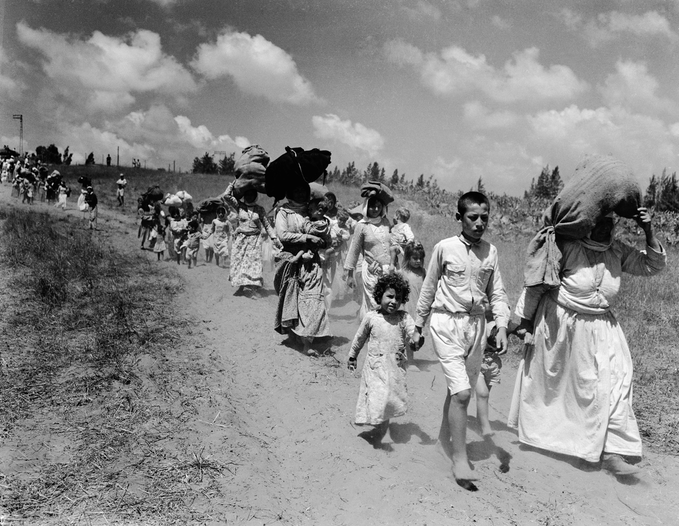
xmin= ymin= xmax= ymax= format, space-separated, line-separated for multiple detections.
xmin=265 ymin=146 xmax=332 ymax=201
xmin=233 ymin=144 xmax=270 ymax=197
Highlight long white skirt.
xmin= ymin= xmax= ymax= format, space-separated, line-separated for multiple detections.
xmin=508 ymin=296 xmax=642 ymax=462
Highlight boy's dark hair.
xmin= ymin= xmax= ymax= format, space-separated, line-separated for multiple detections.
xmin=396 ymin=207 xmax=411 ymax=222
xmin=372 ymin=272 xmax=411 ymax=305
xmin=403 ymin=241 xmax=425 ymax=263
xmin=457 ymin=191 xmax=490 ymax=216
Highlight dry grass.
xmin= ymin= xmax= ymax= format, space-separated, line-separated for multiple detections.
xmin=0 ymin=208 xmax=232 ymax=524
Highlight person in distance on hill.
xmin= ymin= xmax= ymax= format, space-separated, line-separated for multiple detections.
xmin=116 ymin=173 xmax=127 ymax=207
xmin=415 ymin=191 xmax=510 ymax=491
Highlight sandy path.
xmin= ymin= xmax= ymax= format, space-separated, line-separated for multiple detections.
xmin=3 ymin=187 xmax=679 ymax=525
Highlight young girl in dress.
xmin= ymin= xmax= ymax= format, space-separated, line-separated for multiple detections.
xmin=347 ymin=273 xmax=424 ymax=449
xmin=153 ymin=222 xmax=167 ymax=261
xmin=211 ymin=206 xmax=232 ymax=267
xmin=200 ymin=215 xmax=214 ymax=263
xmin=400 ymin=241 xmax=426 ymax=371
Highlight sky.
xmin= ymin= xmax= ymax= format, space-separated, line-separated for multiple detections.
xmin=2 ymin=0 xmax=679 ymax=195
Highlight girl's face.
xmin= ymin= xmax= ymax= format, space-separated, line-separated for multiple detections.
xmin=408 ymin=254 xmax=423 ymax=269
xmin=380 ymin=287 xmax=402 ymax=314
xmin=367 ymin=198 xmax=383 ymax=219
xmin=244 ymin=190 xmax=257 ymax=204
xmin=218 ymin=210 xmax=226 ymax=220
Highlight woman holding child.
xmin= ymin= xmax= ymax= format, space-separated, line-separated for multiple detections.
xmin=509 ymin=156 xmax=665 ymax=477
xmin=274 ymin=184 xmax=332 ymax=356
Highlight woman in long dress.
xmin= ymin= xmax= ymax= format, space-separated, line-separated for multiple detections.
xmin=221 ymin=181 xmax=278 ymax=298
xmin=509 ymin=209 xmax=664 ymax=476
xmin=343 ymin=183 xmax=396 ymax=319
xmin=274 ymin=184 xmax=332 ymax=355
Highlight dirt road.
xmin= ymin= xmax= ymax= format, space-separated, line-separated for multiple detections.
xmin=2 ymin=187 xmax=679 ymax=525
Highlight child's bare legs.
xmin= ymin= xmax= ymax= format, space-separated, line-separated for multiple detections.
xmin=439 ymin=389 xmax=477 ymax=482
xmin=475 ymin=374 xmax=493 ymax=437
xmin=406 ymin=346 xmax=420 ymax=372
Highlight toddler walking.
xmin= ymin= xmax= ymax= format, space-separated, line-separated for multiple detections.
xmin=347 ymin=273 xmax=424 ymax=450
xmin=400 ymin=241 xmax=426 ymax=371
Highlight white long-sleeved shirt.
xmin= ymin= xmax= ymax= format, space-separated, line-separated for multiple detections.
xmin=415 ymin=235 xmax=509 ymax=328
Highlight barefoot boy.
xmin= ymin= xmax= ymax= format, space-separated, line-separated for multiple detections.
xmin=415 ymin=191 xmax=509 ymax=490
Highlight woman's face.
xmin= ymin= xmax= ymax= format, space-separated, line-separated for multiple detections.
xmin=244 ymin=190 xmax=257 ymax=204
xmin=367 ymin=198 xmax=383 ymax=218
xmin=590 ymin=217 xmax=615 ymax=242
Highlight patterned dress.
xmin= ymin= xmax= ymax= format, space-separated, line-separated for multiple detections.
xmin=349 ymin=310 xmax=418 ymax=425
xmin=222 ymin=183 xmax=275 ymax=288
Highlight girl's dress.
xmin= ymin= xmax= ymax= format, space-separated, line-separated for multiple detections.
xmin=344 ymin=217 xmax=393 ymax=319
xmin=212 ymin=217 xmax=231 ymax=259
xmin=200 ymin=223 xmax=213 ymax=255
xmin=509 ymin=239 xmax=666 ymax=462
xmin=222 ymin=183 xmax=275 ymax=288
xmin=349 ymin=310 xmax=418 ymax=425
xmin=153 ymin=226 xmax=167 ymax=253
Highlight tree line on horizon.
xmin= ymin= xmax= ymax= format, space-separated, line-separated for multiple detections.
xmin=27 ymin=144 xmax=679 ymax=213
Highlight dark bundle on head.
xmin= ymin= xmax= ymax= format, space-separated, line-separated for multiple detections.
xmin=457 ymin=191 xmax=490 ymax=216
xmin=373 ymin=272 xmax=411 ymax=305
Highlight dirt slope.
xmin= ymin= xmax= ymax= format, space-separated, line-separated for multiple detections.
xmin=2 ymin=186 xmax=679 ymax=526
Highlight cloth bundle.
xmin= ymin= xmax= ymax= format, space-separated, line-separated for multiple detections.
xmin=234 ymin=145 xmax=270 ymax=196
xmin=163 ymin=190 xmax=192 ymax=206
xmin=524 ymin=155 xmax=642 ymax=288
xmin=360 ymin=180 xmax=394 ymax=205
xmin=265 ymin=146 xmax=332 ymax=200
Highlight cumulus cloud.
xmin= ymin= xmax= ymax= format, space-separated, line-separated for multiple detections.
xmin=384 ymin=40 xmax=588 ymax=103
xmin=0 ymin=46 xmax=24 ymax=99
xmin=526 ymin=104 xmax=679 ymax=183
xmin=312 ymin=114 xmax=384 ymax=157
xmin=463 ymin=101 xmax=519 ymax=129
xmin=50 ymin=104 xmax=249 ymax=168
xmin=598 ymin=60 xmax=678 ymax=116
xmin=402 ymin=1 xmax=442 ymax=21
xmin=560 ymin=9 xmax=676 ymax=46
xmin=16 ymin=22 xmax=197 ymax=113
xmin=192 ymin=29 xmax=321 ymax=105
xmin=491 ymin=15 xmax=511 ymax=30
xmin=147 ymin=0 xmax=180 ymax=6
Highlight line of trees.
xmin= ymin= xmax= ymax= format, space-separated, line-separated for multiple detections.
xmin=191 ymin=152 xmax=236 ymax=175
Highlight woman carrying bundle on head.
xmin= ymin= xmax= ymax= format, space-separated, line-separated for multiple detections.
xmin=342 ymin=181 xmax=397 ymax=319
xmin=274 ymin=183 xmax=333 ymax=356
xmin=221 ymin=181 xmax=280 ymax=298
xmin=509 ymin=156 xmax=666 ymax=479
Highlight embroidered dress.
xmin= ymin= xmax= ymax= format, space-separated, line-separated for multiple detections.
xmin=344 ymin=217 xmax=393 ymax=319
xmin=222 ymin=183 xmax=275 ymax=288
xmin=509 ymin=239 xmax=666 ymax=462
xmin=349 ymin=310 xmax=417 ymax=425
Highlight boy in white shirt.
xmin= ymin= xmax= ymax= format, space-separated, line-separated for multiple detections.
xmin=415 ymin=191 xmax=509 ymax=491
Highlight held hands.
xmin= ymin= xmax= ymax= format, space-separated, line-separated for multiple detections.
xmin=410 ymin=334 xmax=425 ymax=351
xmin=514 ymin=318 xmax=534 ymax=341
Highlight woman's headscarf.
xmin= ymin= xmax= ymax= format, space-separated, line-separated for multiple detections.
xmin=524 ymin=156 xmax=641 ymax=288
xmin=359 ymin=181 xmax=393 ymax=225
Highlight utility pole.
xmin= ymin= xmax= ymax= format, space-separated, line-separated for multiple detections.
xmin=12 ymin=114 xmax=23 ymax=156
xmin=117 ymin=146 xmax=119 ymax=167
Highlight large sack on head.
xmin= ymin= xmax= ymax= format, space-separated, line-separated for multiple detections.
xmin=360 ymin=180 xmax=394 ymax=205
xmin=235 ymin=145 xmax=269 ymax=172
xmin=524 ymin=155 xmax=642 ymax=288
xmin=163 ymin=193 xmax=182 ymax=206
xmin=265 ymin=147 xmax=332 ymax=200
xmin=142 ymin=185 xmax=164 ymax=204
xmin=175 ymin=190 xmax=192 ymax=202
xmin=234 ymin=162 xmax=267 ymax=195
